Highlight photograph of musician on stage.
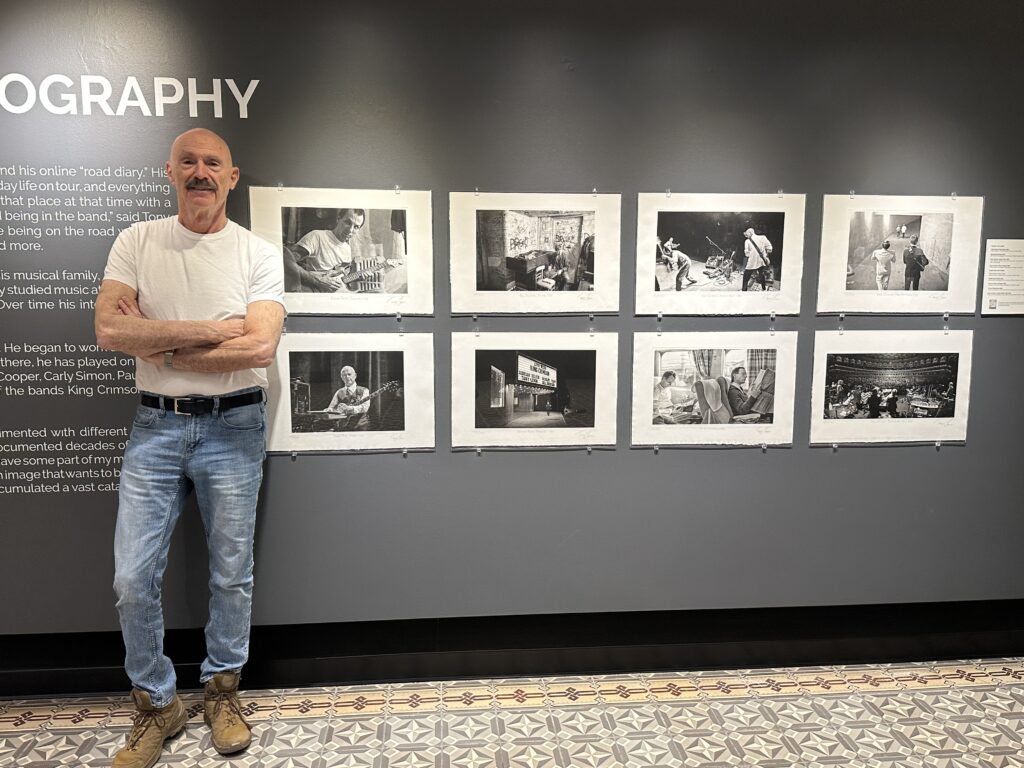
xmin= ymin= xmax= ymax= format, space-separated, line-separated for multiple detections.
xmin=654 ymin=211 xmax=785 ymax=293
xmin=651 ymin=347 xmax=777 ymax=425
xmin=474 ymin=349 xmax=596 ymax=428
xmin=288 ymin=350 xmax=404 ymax=432
xmin=282 ymin=206 xmax=409 ymax=294
xmin=845 ymin=212 xmax=953 ymax=292
xmin=823 ymin=353 xmax=959 ymax=420
xmin=475 ymin=210 xmax=596 ymax=291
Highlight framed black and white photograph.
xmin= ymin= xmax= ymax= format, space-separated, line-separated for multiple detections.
xmin=267 ymin=333 xmax=435 ymax=452
xmin=249 ymin=186 xmax=433 ymax=315
xmin=449 ymin=192 xmax=621 ymax=314
xmin=451 ymin=332 xmax=618 ymax=447
xmin=809 ymin=330 xmax=973 ymax=445
xmin=817 ymin=194 xmax=984 ymax=314
xmin=635 ymin=193 xmax=806 ymax=316
xmin=631 ymin=332 xmax=798 ymax=446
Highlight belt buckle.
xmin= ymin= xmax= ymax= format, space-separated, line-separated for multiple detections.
xmin=173 ymin=397 xmax=195 ymax=416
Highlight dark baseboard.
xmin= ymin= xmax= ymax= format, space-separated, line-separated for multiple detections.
xmin=3 ymin=599 xmax=1023 ymax=698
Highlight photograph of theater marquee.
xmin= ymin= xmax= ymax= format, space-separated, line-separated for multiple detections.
xmin=451 ymin=332 xmax=618 ymax=448
xmin=475 ymin=349 xmax=596 ymax=429
xmin=809 ymin=330 xmax=973 ymax=445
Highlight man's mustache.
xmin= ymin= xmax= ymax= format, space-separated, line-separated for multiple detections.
xmin=185 ymin=179 xmax=217 ymax=191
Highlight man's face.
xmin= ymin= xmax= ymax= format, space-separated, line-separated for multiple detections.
xmin=341 ymin=368 xmax=357 ymax=387
xmin=734 ymin=368 xmax=747 ymax=385
xmin=662 ymin=375 xmax=676 ymax=388
xmin=165 ymin=130 xmax=238 ymax=221
xmin=334 ymin=210 xmax=364 ymax=243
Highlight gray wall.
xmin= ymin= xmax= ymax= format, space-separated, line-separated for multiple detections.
xmin=1 ymin=0 xmax=1023 ymax=635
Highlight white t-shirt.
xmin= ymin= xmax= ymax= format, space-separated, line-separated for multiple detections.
xmin=295 ymin=229 xmax=352 ymax=273
xmin=870 ymin=248 xmax=895 ymax=275
xmin=103 ymin=216 xmax=285 ymax=397
xmin=653 ymin=383 xmax=675 ymax=416
xmin=744 ymin=235 xmax=772 ymax=269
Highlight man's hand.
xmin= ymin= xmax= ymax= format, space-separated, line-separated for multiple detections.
xmin=311 ymin=273 xmax=345 ymax=292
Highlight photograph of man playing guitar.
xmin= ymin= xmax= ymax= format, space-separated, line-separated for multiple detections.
xmin=282 ymin=207 xmax=406 ymax=294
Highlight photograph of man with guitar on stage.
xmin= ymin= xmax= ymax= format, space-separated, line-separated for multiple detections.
xmin=282 ymin=206 xmax=409 ymax=295
xmin=288 ymin=350 xmax=404 ymax=433
xmin=654 ymin=211 xmax=785 ymax=294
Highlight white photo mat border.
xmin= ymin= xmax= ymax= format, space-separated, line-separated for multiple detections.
xmin=451 ymin=331 xmax=619 ymax=448
xmin=267 ymin=332 xmax=436 ymax=453
xmin=634 ymin=192 xmax=806 ymax=316
xmin=816 ymin=193 xmax=984 ymax=315
xmin=248 ymin=186 xmax=434 ymax=316
xmin=449 ymin=191 xmax=621 ymax=314
xmin=630 ymin=331 xmax=799 ymax=446
xmin=808 ymin=329 xmax=973 ymax=445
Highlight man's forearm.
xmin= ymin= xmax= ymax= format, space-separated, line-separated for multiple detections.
xmin=167 ymin=334 xmax=276 ymax=373
xmin=97 ymin=315 xmax=240 ymax=357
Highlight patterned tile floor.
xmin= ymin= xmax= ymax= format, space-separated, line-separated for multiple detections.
xmin=2 ymin=658 xmax=1023 ymax=767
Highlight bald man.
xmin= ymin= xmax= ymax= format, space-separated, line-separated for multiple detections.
xmin=325 ymin=365 xmax=371 ymax=430
xmin=95 ymin=128 xmax=286 ymax=767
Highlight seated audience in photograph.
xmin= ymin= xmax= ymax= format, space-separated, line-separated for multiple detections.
xmin=867 ymin=387 xmax=882 ymax=418
xmin=886 ymin=390 xmax=899 ymax=418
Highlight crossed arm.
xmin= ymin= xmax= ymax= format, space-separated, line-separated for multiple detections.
xmin=94 ymin=279 xmax=285 ymax=372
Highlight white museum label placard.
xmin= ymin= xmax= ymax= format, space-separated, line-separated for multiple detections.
xmin=981 ymin=239 xmax=1024 ymax=315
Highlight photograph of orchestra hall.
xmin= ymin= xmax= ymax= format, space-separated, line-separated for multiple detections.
xmin=288 ymin=350 xmax=405 ymax=432
xmin=475 ymin=209 xmax=596 ymax=291
xmin=654 ymin=211 xmax=785 ymax=293
xmin=845 ymin=211 xmax=953 ymax=292
xmin=281 ymin=206 xmax=409 ymax=294
xmin=651 ymin=347 xmax=776 ymax=425
xmin=475 ymin=349 xmax=596 ymax=428
xmin=823 ymin=352 xmax=959 ymax=419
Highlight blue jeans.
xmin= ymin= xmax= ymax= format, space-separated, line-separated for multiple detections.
xmin=113 ymin=388 xmax=267 ymax=707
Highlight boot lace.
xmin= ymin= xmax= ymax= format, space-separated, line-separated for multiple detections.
xmin=126 ymin=709 xmax=167 ymax=751
xmin=210 ymin=690 xmax=247 ymax=728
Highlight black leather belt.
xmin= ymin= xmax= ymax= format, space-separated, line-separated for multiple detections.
xmin=141 ymin=390 xmax=264 ymax=415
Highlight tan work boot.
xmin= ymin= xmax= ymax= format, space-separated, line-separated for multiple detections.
xmin=203 ymin=672 xmax=252 ymax=755
xmin=112 ymin=689 xmax=187 ymax=768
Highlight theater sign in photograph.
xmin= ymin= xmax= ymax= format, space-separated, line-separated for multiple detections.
xmin=451 ymin=332 xmax=618 ymax=448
